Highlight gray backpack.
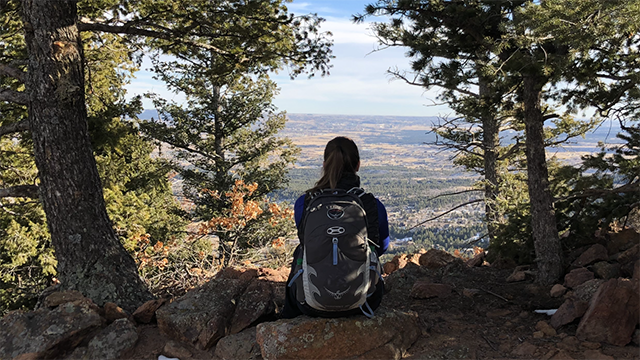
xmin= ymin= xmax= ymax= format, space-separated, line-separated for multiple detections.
xmin=288 ymin=188 xmax=382 ymax=317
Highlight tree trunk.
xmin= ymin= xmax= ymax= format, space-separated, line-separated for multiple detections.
xmin=478 ymin=75 xmax=500 ymax=243
xmin=522 ymin=74 xmax=563 ymax=285
xmin=22 ymin=0 xmax=153 ymax=312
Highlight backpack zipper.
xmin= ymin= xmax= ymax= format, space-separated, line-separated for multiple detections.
xmin=332 ymin=237 xmax=338 ymax=265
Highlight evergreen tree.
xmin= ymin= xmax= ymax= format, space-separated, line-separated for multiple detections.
xmin=0 ymin=0 xmax=331 ymax=310
xmin=142 ymin=67 xmax=299 ymax=266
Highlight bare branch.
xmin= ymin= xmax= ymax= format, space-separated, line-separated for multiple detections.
xmin=0 ymin=185 xmax=39 ymax=199
xmin=423 ymin=188 xmax=483 ymax=203
xmin=0 ymin=88 xmax=28 ymax=105
xmin=0 ymin=63 xmax=25 ymax=82
xmin=0 ymin=119 xmax=29 ymax=137
xmin=408 ymin=198 xmax=484 ymax=230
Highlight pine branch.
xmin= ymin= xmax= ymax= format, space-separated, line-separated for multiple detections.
xmin=0 ymin=185 xmax=39 ymax=199
xmin=0 ymin=63 xmax=25 ymax=82
xmin=0 ymin=119 xmax=29 ymax=137
xmin=423 ymin=188 xmax=484 ymax=203
xmin=0 ymin=88 xmax=28 ymax=105
xmin=555 ymin=182 xmax=640 ymax=203
xmin=408 ymin=198 xmax=484 ymax=230
xmin=77 ymin=20 xmax=231 ymax=56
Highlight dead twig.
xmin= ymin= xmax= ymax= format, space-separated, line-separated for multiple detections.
xmin=480 ymin=288 xmax=509 ymax=302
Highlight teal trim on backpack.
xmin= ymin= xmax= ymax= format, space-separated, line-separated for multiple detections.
xmin=297 ymin=258 xmax=303 ymax=265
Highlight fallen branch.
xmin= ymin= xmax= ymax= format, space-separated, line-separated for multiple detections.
xmin=480 ymin=288 xmax=509 ymax=302
xmin=0 ymin=63 xmax=26 ymax=82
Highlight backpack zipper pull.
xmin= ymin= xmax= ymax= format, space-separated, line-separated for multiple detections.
xmin=332 ymin=237 xmax=338 ymax=265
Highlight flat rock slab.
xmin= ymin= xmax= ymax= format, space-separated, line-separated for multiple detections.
xmin=256 ymin=308 xmax=420 ymax=360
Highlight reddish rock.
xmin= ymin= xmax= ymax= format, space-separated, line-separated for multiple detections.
xmin=80 ymin=318 xmax=138 ymax=360
xmin=156 ymin=266 xmax=284 ymax=350
xmin=103 ymin=302 xmax=128 ymax=323
xmin=573 ymin=279 xmax=605 ymax=302
xmin=229 ymin=278 xmax=277 ymax=334
xmin=257 ymin=267 xmax=289 ymax=282
xmin=410 ymin=281 xmax=452 ymax=299
xmin=215 ymin=327 xmax=261 ymax=360
xmin=511 ymin=341 xmax=537 ymax=357
xmin=634 ymin=260 xmax=640 ymax=280
xmin=557 ymin=336 xmax=580 ymax=352
xmin=617 ymin=244 xmax=639 ymax=265
xmin=163 ymin=340 xmax=193 ymax=359
xmin=606 ymin=228 xmax=640 ymax=255
xmin=43 ymin=290 xmax=86 ymax=308
xmin=576 ymin=278 xmax=640 ymax=346
xmin=590 ymin=261 xmax=620 ymax=280
xmin=466 ymin=251 xmax=485 ymax=267
xmin=582 ymin=350 xmax=614 ymax=360
xmin=132 ymin=298 xmax=167 ymax=324
xmin=418 ymin=249 xmax=457 ymax=269
xmin=564 ymin=267 xmax=594 ymax=289
xmin=536 ymin=320 xmax=557 ymax=336
xmin=506 ymin=271 xmax=526 ymax=282
xmin=550 ymin=350 xmax=574 ymax=360
xmin=580 ymin=341 xmax=601 ymax=350
xmin=550 ymin=298 xmax=589 ymax=329
xmin=156 ymin=271 xmax=253 ymax=349
xmin=462 ymin=288 xmax=481 ymax=298
xmin=383 ymin=254 xmax=410 ymax=274
xmin=256 ymin=308 xmax=420 ymax=360
xmin=550 ymin=284 xmax=567 ymax=298
xmin=383 ymin=261 xmax=398 ymax=275
xmin=572 ymin=244 xmax=608 ymax=267
xmin=0 ymin=301 xmax=102 ymax=359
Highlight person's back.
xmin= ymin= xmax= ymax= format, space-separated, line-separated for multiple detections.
xmin=282 ymin=137 xmax=390 ymax=318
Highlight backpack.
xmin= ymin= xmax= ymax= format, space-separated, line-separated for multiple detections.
xmin=287 ymin=187 xmax=383 ymax=317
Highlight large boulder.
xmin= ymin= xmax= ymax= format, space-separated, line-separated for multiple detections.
xmin=0 ymin=299 xmax=103 ymax=359
xmin=571 ymin=244 xmax=608 ymax=268
xmin=70 ymin=318 xmax=138 ymax=360
xmin=564 ymin=267 xmax=594 ymax=289
xmin=256 ymin=308 xmax=420 ymax=360
xmin=156 ymin=267 xmax=284 ymax=350
xmin=550 ymin=298 xmax=589 ymax=329
xmin=576 ymin=278 xmax=640 ymax=346
xmin=606 ymin=228 xmax=640 ymax=255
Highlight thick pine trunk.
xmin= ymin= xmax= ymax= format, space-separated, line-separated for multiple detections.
xmin=22 ymin=0 xmax=152 ymax=312
xmin=522 ymin=75 xmax=563 ymax=285
xmin=478 ymin=75 xmax=500 ymax=243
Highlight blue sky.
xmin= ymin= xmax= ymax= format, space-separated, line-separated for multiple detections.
xmin=125 ymin=0 xmax=451 ymax=117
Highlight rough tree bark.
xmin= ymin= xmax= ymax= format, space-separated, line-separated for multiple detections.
xmin=478 ymin=74 xmax=500 ymax=242
xmin=522 ymin=74 xmax=563 ymax=285
xmin=21 ymin=0 xmax=152 ymax=312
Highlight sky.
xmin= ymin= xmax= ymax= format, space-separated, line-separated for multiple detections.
xmin=125 ymin=0 xmax=451 ymax=117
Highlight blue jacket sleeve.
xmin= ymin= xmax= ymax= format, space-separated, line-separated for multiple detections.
xmin=294 ymin=194 xmax=305 ymax=228
xmin=376 ymin=198 xmax=390 ymax=256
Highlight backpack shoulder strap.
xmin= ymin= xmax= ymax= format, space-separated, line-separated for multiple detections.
xmin=359 ymin=192 xmax=380 ymax=245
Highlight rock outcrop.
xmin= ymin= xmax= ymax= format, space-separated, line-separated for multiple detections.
xmin=255 ymin=308 xmax=420 ymax=360
xmin=156 ymin=267 xmax=286 ymax=350
xmin=0 ymin=296 xmax=103 ymax=359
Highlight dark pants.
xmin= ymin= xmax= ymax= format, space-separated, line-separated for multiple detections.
xmin=281 ymin=245 xmax=384 ymax=319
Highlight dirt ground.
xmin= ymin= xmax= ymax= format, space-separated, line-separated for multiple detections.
xmin=383 ymin=261 xmax=639 ymax=360
xmin=124 ymin=262 xmax=639 ymax=360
